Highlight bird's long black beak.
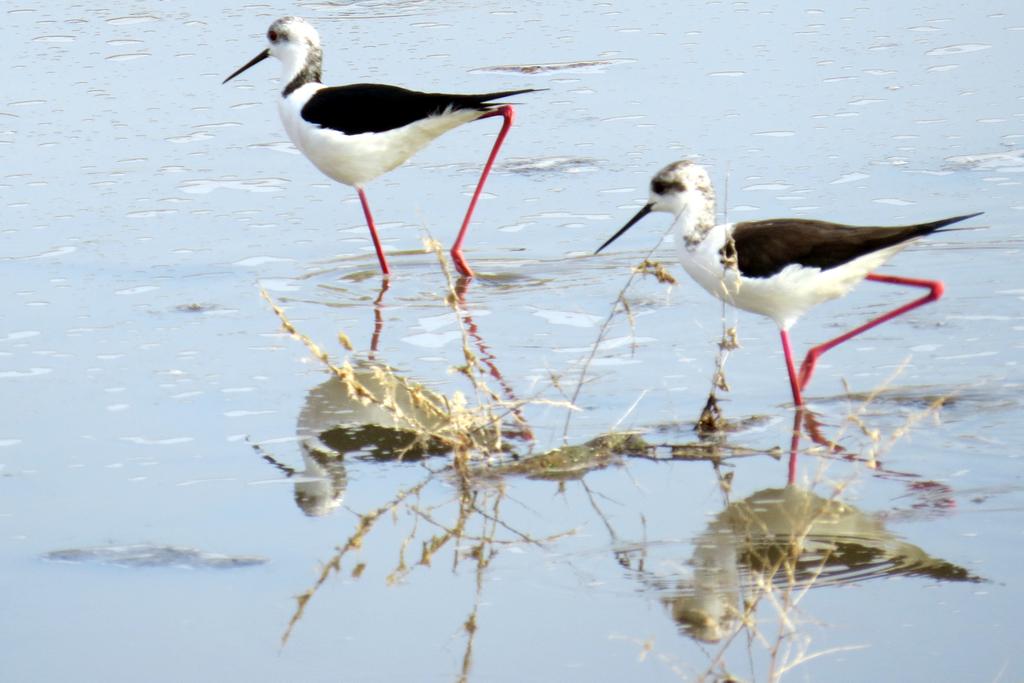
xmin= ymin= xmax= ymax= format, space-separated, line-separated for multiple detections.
xmin=223 ymin=49 xmax=270 ymax=84
xmin=595 ymin=203 xmax=654 ymax=254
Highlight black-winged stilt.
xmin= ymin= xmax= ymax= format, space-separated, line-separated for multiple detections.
xmin=223 ymin=16 xmax=538 ymax=277
xmin=596 ymin=160 xmax=982 ymax=407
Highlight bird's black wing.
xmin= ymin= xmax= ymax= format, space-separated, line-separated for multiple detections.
xmin=300 ymin=84 xmax=538 ymax=135
xmin=728 ymin=213 xmax=982 ymax=279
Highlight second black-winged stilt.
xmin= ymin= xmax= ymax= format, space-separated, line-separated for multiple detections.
xmin=596 ymin=159 xmax=982 ymax=406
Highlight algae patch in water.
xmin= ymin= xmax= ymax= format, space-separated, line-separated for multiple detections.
xmin=43 ymin=544 xmax=268 ymax=569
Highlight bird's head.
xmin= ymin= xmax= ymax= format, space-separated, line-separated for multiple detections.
xmin=223 ymin=17 xmax=323 ymax=87
xmin=596 ymin=160 xmax=716 ymax=254
xmin=646 ymin=160 xmax=714 ymax=215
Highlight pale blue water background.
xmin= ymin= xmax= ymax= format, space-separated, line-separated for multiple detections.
xmin=2 ymin=1 xmax=1022 ymax=681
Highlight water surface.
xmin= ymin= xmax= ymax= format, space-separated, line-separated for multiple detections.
xmin=2 ymin=1 xmax=1022 ymax=681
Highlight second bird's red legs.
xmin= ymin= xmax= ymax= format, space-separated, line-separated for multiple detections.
xmin=780 ymin=328 xmax=803 ymax=406
xmin=797 ymin=273 xmax=945 ymax=391
xmin=780 ymin=272 xmax=945 ymax=406
xmin=451 ymin=105 xmax=516 ymax=279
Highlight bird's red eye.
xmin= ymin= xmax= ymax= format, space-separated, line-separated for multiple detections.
xmin=268 ymin=30 xmax=279 ymax=42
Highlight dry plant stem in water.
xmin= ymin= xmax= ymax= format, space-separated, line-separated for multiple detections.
xmin=621 ymin=373 xmax=947 ymax=682
xmin=839 ymin=360 xmax=954 ymax=469
xmin=259 ymin=285 xmax=502 ymax=462
xmin=455 ymin=487 xmax=505 ymax=683
xmin=261 ymin=262 xmax=569 ymax=659
xmin=696 ymin=314 xmax=739 ymax=436
xmin=425 ymin=237 xmax=534 ymax=457
xmin=282 ymin=478 xmax=432 ymax=645
xmin=731 ymin=380 xmax=949 ymax=679
xmin=695 ymin=468 xmax=865 ymax=682
xmin=696 ymin=219 xmax=741 ymax=435
xmin=656 ymin=381 xmax=951 ymax=681
xmin=282 ymin=475 xmax=568 ymax=655
xmin=564 ymin=229 xmax=675 ymax=441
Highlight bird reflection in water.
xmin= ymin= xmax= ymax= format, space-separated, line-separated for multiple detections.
xmin=365 ymin=273 xmax=532 ymax=439
xmin=258 ymin=274 xmax=532 ymax=516
xmin=597 ymin=394 xmax=975 ymax=644
xmin=651 ymin=485 xmax=981 ymax=643
xmin=279 ymin=361 xmax=459 ymax=517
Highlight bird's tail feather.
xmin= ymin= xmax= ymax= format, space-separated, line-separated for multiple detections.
xmin=455 ymin=88 xmax=544 ymax=110
xmin=913 ymin=212 xmax=985 ymax=235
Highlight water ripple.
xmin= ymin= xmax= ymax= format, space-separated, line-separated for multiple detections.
xmin=926 ymin=43 xmax=992 ymax=56
xmin=178 ymin=177 xmax=288 ymax=194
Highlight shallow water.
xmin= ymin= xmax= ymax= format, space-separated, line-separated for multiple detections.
xmin=3 ymin=1 xmax=1023 ymax=681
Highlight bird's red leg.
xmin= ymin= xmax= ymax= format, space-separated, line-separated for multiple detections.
xmin=451 ymin=104 xmax=516 ymax=278
xmin=797 ymin=273 xmax=944 ymax=391
xmin=356 ymin=187 xmax=391 ymax=276
xmin=779 ymin=328 xmax=804 ymax=407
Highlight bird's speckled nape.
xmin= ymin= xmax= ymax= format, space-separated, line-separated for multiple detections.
xmin=651 ymin=160 xmax=716 ymax=247
xmin=651 ymin=159 xmax=716 ymax=245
